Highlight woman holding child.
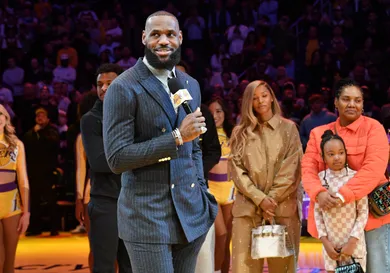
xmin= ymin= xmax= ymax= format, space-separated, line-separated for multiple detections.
xmin=302 ymin=79 xmax=390 ymax=272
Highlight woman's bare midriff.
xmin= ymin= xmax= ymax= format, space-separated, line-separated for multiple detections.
xmin=210 ymin=160 xmax=228 ymax=175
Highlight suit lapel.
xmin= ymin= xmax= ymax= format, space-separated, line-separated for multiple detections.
xmin=175 ymin=106 xmax=186 ymax=128
xmin=135 ymin=59 xmax=177 ymax=128
xmin=174 ymin=72 xmax=191 ymax=127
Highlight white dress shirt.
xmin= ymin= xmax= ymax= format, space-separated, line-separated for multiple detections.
xmin=143 ymin=57 xmax=178 ymax=112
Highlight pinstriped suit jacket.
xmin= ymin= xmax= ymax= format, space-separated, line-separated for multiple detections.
xmin=103 ymin=59 xmax=218 ymax=244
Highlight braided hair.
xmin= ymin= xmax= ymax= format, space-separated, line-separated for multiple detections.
xmin=320 ymin=129 xmax=349 ymax=188
xmin=334 ymin=78 xmax=363 ymax=99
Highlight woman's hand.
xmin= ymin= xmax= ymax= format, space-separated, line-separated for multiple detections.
xmin=316 ymin=191 xmax=340 ymax=210
xmin=262 ymin=211 xmax=274 ymax=222
xmin=260 ymin=197 xmax=277 ymax=216
xmin=17 ymin=212 xmax=30 ymax=234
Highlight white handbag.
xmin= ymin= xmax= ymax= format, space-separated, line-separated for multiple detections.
xmin=251 ymin=219 xmax=294 ymax=259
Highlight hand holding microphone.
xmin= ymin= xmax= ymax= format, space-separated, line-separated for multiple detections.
xmin=179 ymin=107 xmax=206 ymax=142
xmin=168 ymin=78 xmax=207 ymax=143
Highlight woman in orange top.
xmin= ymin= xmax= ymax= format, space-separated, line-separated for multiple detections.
xmin=0 ymin=104 xmax=30 ymax=273
xmin=302 ymin=78 xmax=390 ymax=273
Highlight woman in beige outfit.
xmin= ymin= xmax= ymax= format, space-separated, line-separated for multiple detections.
xmin=229 ymin=80 xmax=302 ymax=273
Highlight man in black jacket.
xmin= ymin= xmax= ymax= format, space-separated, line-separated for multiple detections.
xmin=195 ymin=104 xmax=221 ymax=273
xmin=80 ymin=64 xmax=132 ymax=273
xmin=24 ymin=107 xmax=60 ymax=236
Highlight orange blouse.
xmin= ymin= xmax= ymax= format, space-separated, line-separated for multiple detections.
xmin=302 ymin=115 xmax=390 ymax=237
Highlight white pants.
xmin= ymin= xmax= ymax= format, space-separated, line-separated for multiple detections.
xmin=195 ymin=224 xmax=215 ymax=273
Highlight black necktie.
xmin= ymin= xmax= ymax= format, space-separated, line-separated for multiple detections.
xmin=168 ymin=71 xmax=175 ymax=81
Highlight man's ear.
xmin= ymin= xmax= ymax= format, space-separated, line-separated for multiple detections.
xmin=142 ymin=30 xmax=146 ymax=46
xmin=178 ymin=30 xmax=183 ymax=45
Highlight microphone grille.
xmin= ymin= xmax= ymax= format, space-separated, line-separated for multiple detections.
xmin=168 ymin=78 xmax=184 ymax=94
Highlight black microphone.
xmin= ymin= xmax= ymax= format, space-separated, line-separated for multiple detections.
xmin=168 ymin=78 xmax=193 ymax=114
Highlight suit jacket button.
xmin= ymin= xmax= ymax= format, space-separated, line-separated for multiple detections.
xmin=171 ymin=184 xmax=175 ymax=189
xmin=162 ymin=128 xmax=166 ymax=133
xmin=191 ymin=183 xmax=195 ymax=188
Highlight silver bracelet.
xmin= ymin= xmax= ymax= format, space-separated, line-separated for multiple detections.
xmin=172 ymin=128 xmax=183 ymax=146
xmin=335 ymin=192 xmax=345 ymax=204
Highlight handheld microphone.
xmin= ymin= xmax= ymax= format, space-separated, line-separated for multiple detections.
xmin=168 ymin=78 xmax=193 ymax=114
xmin=168 ymin=77 xmax=207 ymax=133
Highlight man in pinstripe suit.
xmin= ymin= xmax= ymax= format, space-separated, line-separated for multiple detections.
xmin=102 ymin=11 xmax=218 ymax=273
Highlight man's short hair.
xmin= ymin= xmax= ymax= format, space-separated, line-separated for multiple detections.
xmin=35 ymin=107 xmax=48 ymax=116
xmin=145 ymin=11 xmax=178 ymax=28
xmin=309 ymin=94 xmax=324 ymax=104
xmin=96 ymin=63 xmax=123 ymax=77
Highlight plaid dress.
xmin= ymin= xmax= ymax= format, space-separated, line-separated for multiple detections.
xmin=314 ymin=167 xmax=368 ymax=271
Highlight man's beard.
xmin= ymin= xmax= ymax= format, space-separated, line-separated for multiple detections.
xmin=144 ymin=46 xmax=181 ymax=70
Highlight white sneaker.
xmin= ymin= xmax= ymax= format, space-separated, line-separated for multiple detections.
xmin=70 ymin=224 xmax=86 ymax=234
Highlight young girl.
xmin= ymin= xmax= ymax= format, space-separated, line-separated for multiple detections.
xmin=315 ymin=130 xmax=368 ymax=272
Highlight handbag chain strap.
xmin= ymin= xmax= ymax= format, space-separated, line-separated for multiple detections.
xmin=251 ymin=215 xmax=276 ymax=229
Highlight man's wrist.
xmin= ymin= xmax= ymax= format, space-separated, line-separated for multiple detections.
xmin=172 ymin=128 xmax=183 ymax=146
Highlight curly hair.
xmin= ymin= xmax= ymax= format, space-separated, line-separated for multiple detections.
xmin=96 ymin=63 xmax=123 ymax=77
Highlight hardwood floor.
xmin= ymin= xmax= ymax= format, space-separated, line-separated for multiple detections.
xmin=15 ymin=233 xmax=326 ymax=272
